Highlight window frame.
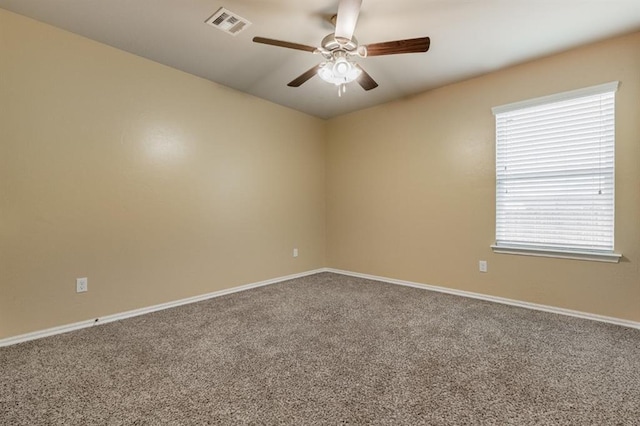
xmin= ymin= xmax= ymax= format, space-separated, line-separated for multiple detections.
xmin=491 ymin=82 xmax=622 ymax=263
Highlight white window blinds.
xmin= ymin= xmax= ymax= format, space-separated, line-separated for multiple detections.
xmin=492 ymin=82 xmax=618 ymax=255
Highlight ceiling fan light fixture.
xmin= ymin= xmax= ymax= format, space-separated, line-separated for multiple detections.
xmin=317 ymin=57 xmax=361 ymax=86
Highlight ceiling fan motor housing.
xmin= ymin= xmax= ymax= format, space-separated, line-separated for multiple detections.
xmin=322 ymin=33 xmax=358 ymax=53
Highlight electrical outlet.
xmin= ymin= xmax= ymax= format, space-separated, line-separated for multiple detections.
xmin=76 ymin=277 xmax=88 ymax=293
xmin=479 ymin=261 xmax=488 ymax=273
xmin=293 ymin=248 xmax=299 ymax=258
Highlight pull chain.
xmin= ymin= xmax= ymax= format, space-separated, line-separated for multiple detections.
xmin=338 ymin=83 xmax=347 ymax=97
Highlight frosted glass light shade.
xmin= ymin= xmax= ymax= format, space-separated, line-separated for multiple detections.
xmin=318 ymin=57 xmax=361 ymax=86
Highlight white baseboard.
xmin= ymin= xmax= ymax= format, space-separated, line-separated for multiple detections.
xmin=326 ymin=268 xmax=640 ymax=330
xmin=0 ymin=269 xmax=326 ymax=348
xmin=3 ymin=267 xmax=637 ymax=348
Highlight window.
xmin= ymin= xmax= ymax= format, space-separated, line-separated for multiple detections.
xmin=491 ymin=82 xmax=621 ymax=263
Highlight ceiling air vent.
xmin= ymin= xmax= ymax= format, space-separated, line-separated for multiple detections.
xmin=205 ymin=7 xmax=251 ymax=36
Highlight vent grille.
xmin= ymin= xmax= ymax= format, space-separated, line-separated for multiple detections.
xmin=205 ymin=7 xmax=251 ymax=36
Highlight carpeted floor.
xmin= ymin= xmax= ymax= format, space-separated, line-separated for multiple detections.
xmin=1 ymin=272 xmax=639 ymax=425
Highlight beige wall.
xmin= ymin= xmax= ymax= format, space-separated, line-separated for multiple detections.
xmin=327 ymin=32 xmax=640 ymax=322
xmin=2 ymin=9 xmax=639 ymax=341
xmin=0 ymin=10 xmax=326 ymax=339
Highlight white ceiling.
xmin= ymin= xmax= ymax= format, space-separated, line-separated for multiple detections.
xmin=2 ymin=0 xmax=640 ymax=119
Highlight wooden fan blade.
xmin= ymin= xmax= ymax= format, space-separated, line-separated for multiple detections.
xmin=365 ymin=37 xmax=431 ymax=56
xmin=335 ymin=0 xmax=362 ymax=42
xmin=253 ymin=37 xmax=317 ymax=53
xmin=288 ymin=65 xmax=321 ymax=87
xmin=356 ymin=65 xmax=378 ymax=91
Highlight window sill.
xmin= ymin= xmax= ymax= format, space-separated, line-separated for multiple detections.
xmin=490 ymin=245 xmax=622 ymax=263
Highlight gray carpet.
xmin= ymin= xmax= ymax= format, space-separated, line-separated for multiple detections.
xmin=1 ymin=272 xmax=639 ymax=425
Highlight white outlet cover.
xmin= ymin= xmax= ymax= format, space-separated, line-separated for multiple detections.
xmin=76 ymin=277 xmax=88 ymax=293
xmin=293 ymin=248 xmax=299 ymax=258
xmin=479 ymin=261 xmax=488 ymax=273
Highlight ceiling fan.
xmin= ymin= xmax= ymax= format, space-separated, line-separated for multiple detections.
xmin=253 ymin=0 xmax=430 ymax=96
